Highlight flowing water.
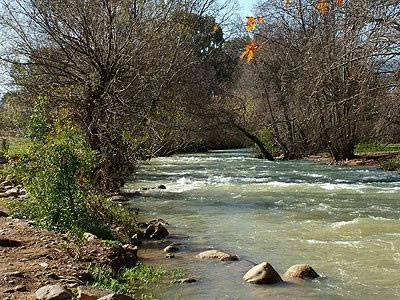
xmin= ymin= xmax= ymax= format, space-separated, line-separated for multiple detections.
xmin=125 ymin=149 xmax=400 ymax=299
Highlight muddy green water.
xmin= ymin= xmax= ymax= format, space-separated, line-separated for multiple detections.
xmin=125 ymin=149 xmax=400 ymax=299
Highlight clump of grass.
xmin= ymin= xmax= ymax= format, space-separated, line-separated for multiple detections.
xmin=87 ymin=263 xmax=185 ymax=299
xmin=103 ymin=240 xmax=124 ymax=249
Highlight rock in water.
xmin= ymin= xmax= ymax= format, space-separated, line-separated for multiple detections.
xmin=151 ymin=222 xmax=169 ymax=239
xmin=174 ymin=277 xmax=197 ymax=284
xmin=35 ymin=285 xmax=72 ymax=300
xmin=196 ymin=250 xmax=239 ymax=261
xmin=122 ymin=244 xmax=138 ymax=258
xmin=163 ymin=244 xmax=179 ymax=253
xmin=243 ymin=262 xmax=283 ymax=285
xmin=144 ymin=222 xmax=169 ymax=239
xmin=144 ymin=224 xmax=155 ymax=238
xmin=283 ymin=264 xmax=319 ymax=279
xmin=157 ymin=185 xmax=167 ymax=189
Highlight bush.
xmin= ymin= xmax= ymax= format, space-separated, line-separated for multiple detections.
xmin=10 ymin=97 xmax=112 ymax=236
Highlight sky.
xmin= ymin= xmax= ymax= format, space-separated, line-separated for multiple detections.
xmin=237 ymin=0 xmax=255 ymax=17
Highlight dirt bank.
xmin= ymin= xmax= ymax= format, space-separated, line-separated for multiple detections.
xmin=0 ymin=205 xmax=136 ymax=300
xmin=306 ymin=153 xmax=399 ymax=169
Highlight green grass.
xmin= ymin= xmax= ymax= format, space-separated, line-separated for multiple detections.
xmin=355 ymin=143 xmax=400 ymax=155
xmin=87 ymin=263 xmax=185 ymax=299
xmin=0 ymin=136 xmax=27 ymax=153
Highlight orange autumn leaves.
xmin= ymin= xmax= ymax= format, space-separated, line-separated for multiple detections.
xmin=240 ymin=17 xmax=264 ymax=63
xmin=316 ymin=0 xmax=345 ymax=17
xmin=241 ymin=0 xmax=346 ymax=63
xmin=245 ymin=16 xmax=264 ymax=32
xmin=240 ymin=40 xmax=262 ymax=63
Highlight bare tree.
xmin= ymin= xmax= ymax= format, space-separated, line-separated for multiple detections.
xmin=233 ymin=0 xmax=400 ymax=160
xmin=0 ymin=0 xmax=237 ymax=189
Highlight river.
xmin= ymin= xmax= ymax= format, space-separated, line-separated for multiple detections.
xmin=125 ymin=149 xmax=400 ymax=299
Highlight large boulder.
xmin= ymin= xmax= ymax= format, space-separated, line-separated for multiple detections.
xmin=243 ymin=262 xmax=283 ymax=285
xmin=35 ymin=285 xmax=72 ymax=300
xmin=283 ymin=264 xmax=319 ymax=279
xmin=196 ymin=250 xmax=239 ymax=261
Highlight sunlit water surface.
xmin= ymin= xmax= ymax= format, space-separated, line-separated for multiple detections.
xmin=125 ymin=149 xmax=400 ymax=299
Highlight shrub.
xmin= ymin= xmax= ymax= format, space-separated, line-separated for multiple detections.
xmin=10 ymin=97 xmax=112 ymax=237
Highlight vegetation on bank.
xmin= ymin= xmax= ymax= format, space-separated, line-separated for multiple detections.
xmin=87 ymin=263 xmax=185 ymax=299
xmin=355 ymin=144 xmax=400 ymax=155
xmin=0 ymin=0 xmax=398 ymax=182
xmin=354 ymin=143 xmax=400 ymax=172
xmin=379 ymin=157 xmax=400 ymax=172
xmin=3 ymin=97 xmax=138 ymax=240
xmin=0 ymin=96 xmax=182 ymax=298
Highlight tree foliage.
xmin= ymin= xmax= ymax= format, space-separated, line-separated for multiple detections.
xmin=0 ymin=0 xmax=236 ymax=189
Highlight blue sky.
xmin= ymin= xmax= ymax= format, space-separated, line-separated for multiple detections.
xmin=237 ymin=0 xmax=255 ymax=17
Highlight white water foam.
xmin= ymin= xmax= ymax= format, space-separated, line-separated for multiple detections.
xmin=305 ymin=173 xmax=327 ymax=178
xmin=331 ymin=219 xmax=359 ymax=229
xmin=306 ymin=239 xmax=361 ymax=248
xmin=368 ymin=216 xmax=396 ymax=221
xmin=393 ymin=253 xmax=400 ymax=264
xmin=316 ymin=203 xmax=334 ymax=211
xmin=264 ymin=181 xmax=369 ymax=193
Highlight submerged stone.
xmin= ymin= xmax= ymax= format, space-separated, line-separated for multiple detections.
xmin=196 ymin=250 xmax=239 ymax=261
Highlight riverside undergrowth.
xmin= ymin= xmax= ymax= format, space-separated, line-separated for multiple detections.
xmin=6 ymin=97 xmax=137 ymax=239
xmin=87 ymin=263 xmax=185 ymax=299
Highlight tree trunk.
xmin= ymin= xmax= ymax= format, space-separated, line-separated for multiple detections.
xmin=233 ymin=124 xmax=275 ymax=161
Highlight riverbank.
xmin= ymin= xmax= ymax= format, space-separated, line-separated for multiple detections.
xmin=306 ymin=153 xmax=400 ymax=169
xmin=0 ymin=206 xmax=126 ymax=299
xmin=0 ymin=199 xmax=187 ymax=300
